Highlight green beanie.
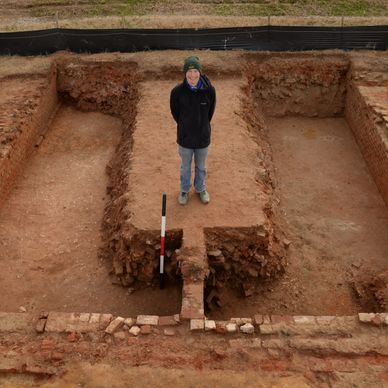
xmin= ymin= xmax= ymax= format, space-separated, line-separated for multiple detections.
xmin=183 ymin=56 xmax=202 ymax=73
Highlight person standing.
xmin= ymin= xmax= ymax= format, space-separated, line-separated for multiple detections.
xmin=170 ymin=56 xmax=216 ymax=206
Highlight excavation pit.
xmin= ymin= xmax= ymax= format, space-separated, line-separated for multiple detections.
xmin=0 ymin=51 xmax=387 ymax=322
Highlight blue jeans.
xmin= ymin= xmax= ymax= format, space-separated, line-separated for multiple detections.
xmin=178 ymin=145 xmax=208 ymax=193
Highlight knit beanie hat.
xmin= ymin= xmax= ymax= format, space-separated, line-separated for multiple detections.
xmin=183 ymin=56 xmax=202 ymax=73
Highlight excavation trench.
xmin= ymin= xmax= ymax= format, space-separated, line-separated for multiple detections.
xmin=0 ymin=53 xmax=387 ymax=320
xmin=203 ymin=55 xmax=388 ymax=318
xmin=0 ymin=61 xmax=184 ymax=316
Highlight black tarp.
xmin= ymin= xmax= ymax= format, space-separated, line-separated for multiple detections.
xmin=0 ymin=25 xmax=387 ymax=55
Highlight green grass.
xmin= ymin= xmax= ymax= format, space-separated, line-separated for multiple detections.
xmin=330 ymin=0 xmax=385 ymax=16
xmin=17 ymin=0 xmax=388 ymax=18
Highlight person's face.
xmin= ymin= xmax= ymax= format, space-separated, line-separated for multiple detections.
xmin=185 ymin=68 xmax=200 ymax=87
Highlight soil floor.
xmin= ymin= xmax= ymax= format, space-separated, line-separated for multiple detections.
xmin=131 ymin=77 xmax=265 ymax=246
xmin=209 ymin=116 xmax=388 ymax=319
xmin=0 ymin=105 xmax=181 ymax=316
xmin=265 ymin=117 xmax=388 ymax=314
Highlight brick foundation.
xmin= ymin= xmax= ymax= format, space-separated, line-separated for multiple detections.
xmin=345 ymin=83 xmax=388 ymax=208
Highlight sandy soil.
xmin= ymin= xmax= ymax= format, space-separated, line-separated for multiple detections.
xmin=0 ymin=105 xmax=181 ymax=316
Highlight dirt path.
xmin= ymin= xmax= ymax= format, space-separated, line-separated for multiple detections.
xmin=0 ymin=105 xmax=181 ymax=316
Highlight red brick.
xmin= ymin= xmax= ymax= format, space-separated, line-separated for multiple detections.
xmin=158 ymin=316 xmax=178 ymax=326
xmin=270 ymin=315 xmax=294 ymax=324
xmin=50 ymin=352 xmax=64 ymax=361
xmin=40 ymin=338 xmax=55 ymax=351
xmin=140 ymin=325 xmax=152 ymax=335
xmin=215 ymin=321 xmax=227 ymax=334
xmin=259 ymin=360 xmax=290 ymax=372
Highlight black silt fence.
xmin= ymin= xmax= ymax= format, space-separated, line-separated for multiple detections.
xmin=0 ymin=25 xmax=387 ymax=55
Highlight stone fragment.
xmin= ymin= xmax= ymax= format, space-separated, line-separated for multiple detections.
xmin=256 ymin=225 xmax=267 ymax=237
xmin=240 ymin=323 xmax=254 ymax=334
xmin=316 ymin=316 xmax=336 ymax=325
xmin=79 ymin=313 xmax=90 ymax=322
xmin=99 ymin=314 xmax=113 ymax=330
xmin=164 ymin=328 xmax=175 ymax=336
xmin=358 ymin=313 xmax=375 ymax=323
xmin=283 ymin=238 xmax=291 ymax=248
xmin=129 ymin=326 xmax=140 ymax=336
xmin=158 ymin=316 xmax=178 ymax=326
xmin=136 ymin=315 xmax=159 ymax=326
xmin=45 ymin=312 xmax=71 ymax=333
xmin=89 ymin=313 xmax=100 ymax=324
xmin=208 ymin=250 xmax=222 ymax=257
xmin=248 ymin=268 xmax=259 ymax=277
xmin=190 ymin=319 xmax=204 ymax=331
xmin=254 ymin=314 xmax=263 ymax=325
xmin=243 ymin=284 xmax=255 ymax=297
xmin=140 ymin=325 xmax=152 ymax=335
xmin=230 ymin=318 xmax=252 ymax=326
xmin=293 ymin=316 xmax=316 ymax=325
xmin=35 ymin=318 xmax=46 ymax=333
xmin=105 ymin=317 xmax=125 ymax=334
xmin=226 ymin=322 xmax=237 ymax=333
xmin=204 ymin=320 xmax=216 ymax=331
xmin=260 ymin=324 xmax=273 ymax=334
xmin=124 ymin=318 xmax=135 ymax=327
xmin=263 ymin=315 xmax=271 ymax=324
xmin=173 ymin=314 xmax=180 ymax=323
xmin=18 ymin=306 xmax=27 ymax=313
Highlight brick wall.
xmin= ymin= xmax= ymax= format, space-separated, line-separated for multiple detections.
xmin=0 ymin=67 xmax=58 ymax=208
xmin=345 ymin=83 xmax=388 ymax=208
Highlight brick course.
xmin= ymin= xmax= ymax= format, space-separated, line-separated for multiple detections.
xmin=345 ymin=83 xmax=388 ymax=207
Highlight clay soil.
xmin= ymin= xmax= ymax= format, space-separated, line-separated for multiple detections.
xmin=0 ymin=50 xmax=387 ymax=318
xmin=0 ymin=104 xmax=181 ymax=317
xmin=0 ymin=50 xmax=387 ymax=387
xmin=211 ymin=116 xmax=388 ymax=319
